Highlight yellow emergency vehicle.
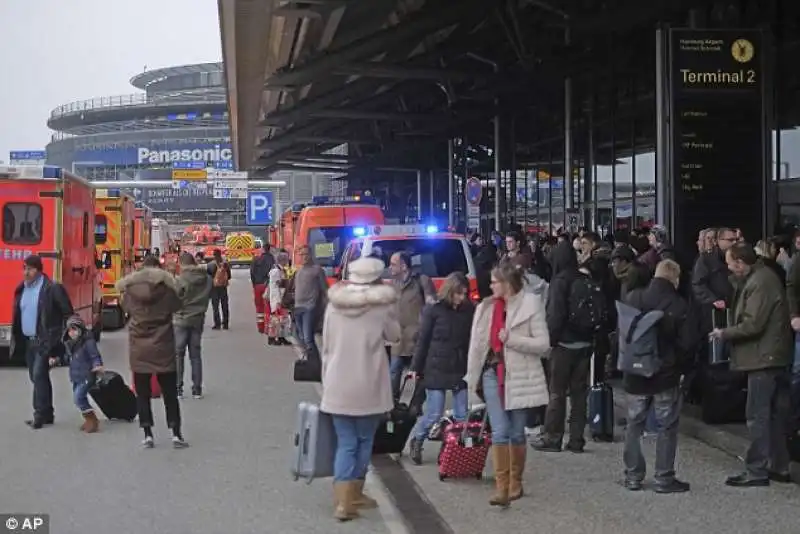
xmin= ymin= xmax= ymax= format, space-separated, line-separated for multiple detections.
xmin=94 ymin=189 xmax=135 ymax=329
xmin=225 ymin=231 xmax=258 ymax=267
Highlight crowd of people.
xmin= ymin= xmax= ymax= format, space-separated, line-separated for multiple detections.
xmin=314 ymin=222 xmax=800 ymax=522
xmin=11 ymin=220 xmax=800 ymax=522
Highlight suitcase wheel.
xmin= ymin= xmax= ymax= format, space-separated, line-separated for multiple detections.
xmin=475 ymin=473 xmax=482 ymax=480
xmin=439 ymin=474 xmax=447 ymax=481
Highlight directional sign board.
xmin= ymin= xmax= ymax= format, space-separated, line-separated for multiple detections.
xmin=210 ymin=170 xmax=248 ymax=199
xmin=172 ymin=169 xmax=207 ymax=180
xmin=246 ymin=191 xmax=274 ymax=225
xmin=10 ymin=150 xmax=46 ymax=165
xmin=172 ymin=161 xmax=206 ymax=170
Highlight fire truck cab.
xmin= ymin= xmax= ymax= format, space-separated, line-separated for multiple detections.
xmin=0 ymin=165 xmax=102 ymax=362
xmin=94 ymin=189 xmax=136 ymax=329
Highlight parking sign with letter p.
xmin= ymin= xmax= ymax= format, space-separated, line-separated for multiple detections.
xmin=246 ymin=191 xmax=274 ymax=225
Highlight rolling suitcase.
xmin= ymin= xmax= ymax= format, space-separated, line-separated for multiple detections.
xmin=588 ymin=353 xmax=614 ymax=442
xmin=437 ymin=408 xmax=491 ymax=481
xmin=291 ymin=402 xmax=336 ymax=483
xmin=372 ymin=377 xmax=419 ymax=455
xmin=89 ymin=371 xmax=138 ymax=422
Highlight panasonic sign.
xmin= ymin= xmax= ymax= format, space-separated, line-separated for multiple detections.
xmin=137 ymin=145 xmax=233 ymax=165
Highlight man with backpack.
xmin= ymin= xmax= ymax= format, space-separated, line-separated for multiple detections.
xmin=534 ymin=240 xmax=609 ymax=453
xmin=618 ymin=259 xmax=699 ymax=493
xmin=207 ymin=249 xmax=232 ymax=330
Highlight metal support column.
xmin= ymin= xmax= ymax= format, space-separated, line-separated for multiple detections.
xmin=416 ymin=169 xmax=423 ymax=221
xmin=448 ymin=139 xmax=455 ymax=226
xmin=429 ymin=170 xmax=435 ymax=219
xmin=564 ymin=25 xmax=574 ymax=209
xmin=494 ymin=112 xmax=501 ymax=232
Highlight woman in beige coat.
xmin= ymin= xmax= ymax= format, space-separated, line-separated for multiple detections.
xmin=321 ymin=257 xmax=401 ymax=522
xmin=465 ymin=263 xmax=550 ymax=507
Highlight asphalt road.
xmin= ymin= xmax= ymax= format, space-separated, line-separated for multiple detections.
xmin=2 ymin=268 xmax=800 ymax=534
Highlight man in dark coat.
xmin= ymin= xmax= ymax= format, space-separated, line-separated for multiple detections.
xmin=117 ymin=255 xmax=186 ymax=448
xmin=692 ymin=227 xmax=735 ymax=333
xmin=712 ymin=243 xmax=793 ymax=487
xmin=11 ymin=254 xmax=73 ymax=429
xmin=621 ymin=259 xmax=700 ymax=493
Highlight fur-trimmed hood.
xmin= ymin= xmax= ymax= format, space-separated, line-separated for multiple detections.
xmin=116 ymin=266 xmax=178 ymax=305
xmin=327 ymin=282 xmax=398 ymax=317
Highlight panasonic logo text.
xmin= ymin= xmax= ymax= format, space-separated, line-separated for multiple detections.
xmin=137 ymin=145 xmax=233 ymax=164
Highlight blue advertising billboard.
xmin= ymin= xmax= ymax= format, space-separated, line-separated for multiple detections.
xmin=73 ymin=142 xmax=233 ymax=168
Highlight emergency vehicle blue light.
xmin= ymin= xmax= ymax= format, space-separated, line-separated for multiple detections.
xmin=353 ymin=227 xmax=366 ymax=237
xmin=426 ymin=225 xmax=438 ymax=234
xmin=42 ymin=166 xmax=62 ymax=179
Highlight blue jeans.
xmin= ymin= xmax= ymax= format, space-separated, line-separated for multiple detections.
xmin=331 ymin=414 xmax=382 ymax=482
xmin=72 ymin=380 xmax=93 ymax=413
xmin=25 ymin=341 xmax=53 ymax=419
xmin=482 ymin=367 xmax=527 ymax=445
xmin=175 ymin=323 xmax=204 ymax=393
xmin=293 ymin=307 xmax=317 ymax=354
xmin=413 ymin=388 xmax=468 ymax=440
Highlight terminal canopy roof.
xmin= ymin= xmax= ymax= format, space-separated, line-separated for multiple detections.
xmin=219 ymin=0 xmax=800 ymax=179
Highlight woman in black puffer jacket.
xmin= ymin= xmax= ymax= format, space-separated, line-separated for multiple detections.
xmin=407 ymin=272 xmax=475 ymax=465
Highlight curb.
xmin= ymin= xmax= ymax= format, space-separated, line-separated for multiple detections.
xmin=612 ymin=395 xmax=800 ymax=485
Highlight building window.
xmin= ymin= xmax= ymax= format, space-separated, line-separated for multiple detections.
xmin=2 ymin=203 xmax=43 ymax=245
xmin=95 ymin=214 xmax=108 ymax=245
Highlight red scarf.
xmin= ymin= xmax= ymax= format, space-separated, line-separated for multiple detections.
xmin=490 ymin=298 xmax=506 ymax=405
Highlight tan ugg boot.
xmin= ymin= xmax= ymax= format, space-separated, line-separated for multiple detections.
xmin=333 ymin=482 xmax=359 ymax=521
xmin=489 ymin=445 xmax=511 ymax=507
xmin=508 ymin=445 xmax=527 ymax=500
xmin=352 ymin=479 xmax=378 ymax=509
xmin=81 ymin=411 xmax=99 ymax=433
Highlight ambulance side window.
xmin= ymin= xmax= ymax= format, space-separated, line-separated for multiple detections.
xmin=82 ymin=213 xmax=90 ymax=247
xmin=95 ymin=215 xmax=108 ymax=245
xmin=2 ymin=203 xmax=43 ymax=245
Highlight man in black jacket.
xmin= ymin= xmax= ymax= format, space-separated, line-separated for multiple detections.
xmin=249 ymin=243 xmax=275 ymax=334
xmin=11 ymin=255 xmax=74 ymax=429
xmin=621 ymin=259 xmax=700 ymax=493
xmin=691 ymin=227 xmax=735 ymax=332
xmin=534 ymin=240 xmax=594 ymax=453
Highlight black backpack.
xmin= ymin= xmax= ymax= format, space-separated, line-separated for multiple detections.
xmin=567 ymin=274 xmax=609 ymax=339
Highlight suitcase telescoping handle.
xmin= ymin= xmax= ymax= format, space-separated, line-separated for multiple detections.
xmin=711 ymin=307 xmax=732 ymax=329
xmin=460 ymin=405 xmax=489 ymax=443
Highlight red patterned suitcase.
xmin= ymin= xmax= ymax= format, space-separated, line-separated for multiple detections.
xmin=437 ymin=412 xmax=491 ymax=481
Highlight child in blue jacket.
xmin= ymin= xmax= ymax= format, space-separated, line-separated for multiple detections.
xmin=63 ymin=316 xmax=104 ymax=433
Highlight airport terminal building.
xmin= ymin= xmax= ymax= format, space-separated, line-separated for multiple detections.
xmin=45 ymin=62 xmax=334 ymax=225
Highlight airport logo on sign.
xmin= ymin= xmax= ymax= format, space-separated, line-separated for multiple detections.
xmin=137 ymin=145 xmax=233 ymax=164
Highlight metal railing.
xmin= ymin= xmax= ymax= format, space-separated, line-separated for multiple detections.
xmin=50 ymin=92 xmax=226 ymax=119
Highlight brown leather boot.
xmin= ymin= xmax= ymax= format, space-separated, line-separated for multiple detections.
xmin=489 ymin=445 xmax=511 ymax=507
xmin=352 ymin=479 xmax=378 ymax=509
xmin=82 ymin=411 xmax=99 ymax=433
xmin=333 ymin=482 xmax=359 ymax=521
xmin=508 ymin=445 xmax=527 ymax=500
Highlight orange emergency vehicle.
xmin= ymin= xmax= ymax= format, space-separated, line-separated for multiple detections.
xmin=337 ymin=224 xmax=480 ymax=301
xmin=271 ymin=197 xmax=384 ymax=280
xmin=94 ymin=189 xmax=136 ymax=329
xmin=133 ymin=205 xmax=152 ymax=267
xmin=0 ymin=165 xmax=103 ymax=362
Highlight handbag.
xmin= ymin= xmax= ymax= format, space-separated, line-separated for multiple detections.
xmin=293 ymin=345 xmax=321 ymax=383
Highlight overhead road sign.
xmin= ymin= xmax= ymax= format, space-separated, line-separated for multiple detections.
xmin=173 ymin=161 xmax=206 ymax=170
xmin=10 ymin=150 xmax=46 ymax=165
xmin=246 ymin=191 xmax=274 ymax=225
xmin=207 ymin=170 xmax=248 ymax=180
xmin=172 ymin=169 xmax=207 ymax=180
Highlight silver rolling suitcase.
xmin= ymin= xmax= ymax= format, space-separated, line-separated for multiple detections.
xmin=291 ymin=402 xmax=336 ymax=483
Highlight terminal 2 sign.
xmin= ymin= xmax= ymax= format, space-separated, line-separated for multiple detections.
xmin=661 ymin=28 xmax=766 ymax=260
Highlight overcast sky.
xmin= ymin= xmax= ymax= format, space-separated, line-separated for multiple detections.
xmin=0 ymin=0 xmax=222 ymax=163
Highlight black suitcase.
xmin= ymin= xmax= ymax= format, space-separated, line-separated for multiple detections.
xmin=89 ymin=371 xmax=137 ymax=422
xmin=588 ymin=353 xmax=614 ymax=442
xmin=699 ymin=364 xmax=747 ymax=424
xmin=372 ymin=377 xmax=419 ymax=455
